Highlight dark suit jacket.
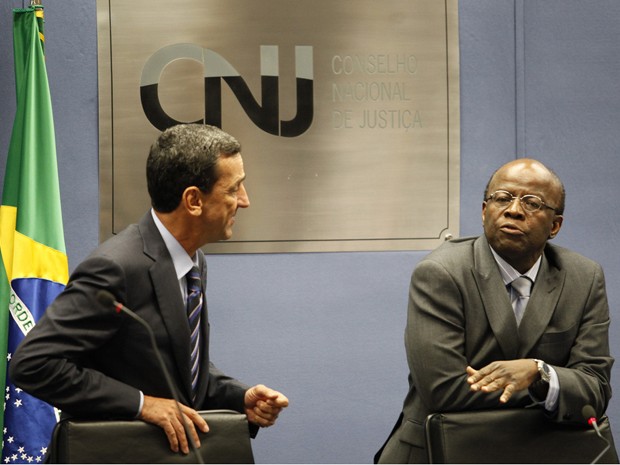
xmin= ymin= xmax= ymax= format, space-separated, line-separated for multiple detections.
xmin=377 ymin=235 xmax=613 ymax=463
xmin=10 ymin=212 xmax=248 ymax=419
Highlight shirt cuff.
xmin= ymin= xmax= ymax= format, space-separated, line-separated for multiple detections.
xmin=529 ymin=365 xmax=559 ymax=412
xmin=544 ymin=365 xmax=560 ymax=411
xmin=136 ymin=391 xmax=144 ymax=418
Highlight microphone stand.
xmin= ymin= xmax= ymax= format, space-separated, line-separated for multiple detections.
xmin=582 ymin=405 xmax=611 ymax=464
xmin=588 ymin=418 xmax=611 ymax=464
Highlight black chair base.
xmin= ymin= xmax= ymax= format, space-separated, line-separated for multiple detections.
xmin=48 ymin=409 xmax=254 ymax=464
xmin=425 ymin=408 xmax=618 ymax=464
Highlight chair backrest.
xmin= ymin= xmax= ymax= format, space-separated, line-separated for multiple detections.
xmin=48 ymin=409 xmax=254 ymax=464
xmin=425 ymin=408 xmax=618 ymax=464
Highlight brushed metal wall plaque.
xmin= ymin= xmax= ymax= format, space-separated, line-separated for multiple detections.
xmin=97 ymin=0 xmax=460 ymax=253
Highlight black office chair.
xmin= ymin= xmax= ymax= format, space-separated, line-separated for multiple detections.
xmin=47 ymin=409 xmax=254 ymax=463
xmin=425 ymin=407 xmax=618 ymax=464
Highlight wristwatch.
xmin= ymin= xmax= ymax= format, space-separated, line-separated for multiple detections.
xmin=533 ymin=359 xmax=551 ymax=383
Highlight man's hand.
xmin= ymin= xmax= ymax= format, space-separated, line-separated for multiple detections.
xmin=466 ymin=359 xmax=539 ymax=403
xmin=244 ymin=384 xmax=289 ymax=427
xmin=139 ymin=395 xmax=209 ymax=454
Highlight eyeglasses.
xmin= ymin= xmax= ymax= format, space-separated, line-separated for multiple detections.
xmin=485 ymin=190 xmax=559 ymax=213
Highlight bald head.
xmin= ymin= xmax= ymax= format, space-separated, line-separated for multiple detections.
xmin=484 ymin=159 xmax=565 ymax=215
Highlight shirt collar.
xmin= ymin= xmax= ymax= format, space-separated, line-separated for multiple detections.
xmin=151 ymin=209 xmax=198 ymax=279
xmin=489 ymin=245 xmax=542 ymax=286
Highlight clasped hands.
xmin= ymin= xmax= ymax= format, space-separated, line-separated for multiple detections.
xmin=466 ymin=359 xmax=539 ymax=403
xmin=140 ymin=384 xmax=289 ymax=454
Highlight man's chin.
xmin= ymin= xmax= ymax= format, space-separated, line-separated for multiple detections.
xmin=207 ymin=231 xmax=233 ymax=244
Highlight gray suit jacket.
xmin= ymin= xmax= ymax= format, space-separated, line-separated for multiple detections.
xmin=10 ymin=212 xmax=248 ymax=419
xmin=377 ymin=235 xmax=613 ymax=463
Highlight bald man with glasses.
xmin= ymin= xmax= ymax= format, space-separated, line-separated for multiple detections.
xmin=376 ymin=158 xmax=614 ymax=463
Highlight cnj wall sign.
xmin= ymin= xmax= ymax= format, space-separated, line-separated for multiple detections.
xmin=97 ymin=0 xmax=460 ymax=253
xmin=140 ymin=44 xmax=314 ymax=137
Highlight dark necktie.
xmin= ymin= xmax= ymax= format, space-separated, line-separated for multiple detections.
xmin=510 ymin=276 xmax=532 ymax=326
xmin=186 ymin=266 xmax=202 ymax=401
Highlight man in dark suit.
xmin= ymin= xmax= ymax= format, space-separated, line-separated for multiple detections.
xmin=10 ymin=124 xmax=289 ymax=455
xmin=376 ymin=158 xmax=613 ymax=463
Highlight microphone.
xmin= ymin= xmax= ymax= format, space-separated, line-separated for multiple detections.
xmin=96 ymin=290 xmax=204 ymax=464
xmin=582 ymin=405 xmax=610 ymax=464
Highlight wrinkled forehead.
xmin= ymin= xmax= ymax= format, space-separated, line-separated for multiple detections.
xmin=489 ymin=162 xmax=561 ymax=200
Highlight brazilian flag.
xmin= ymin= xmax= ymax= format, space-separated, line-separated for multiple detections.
xmin=0 ymin=5 xmax=68 ymax=462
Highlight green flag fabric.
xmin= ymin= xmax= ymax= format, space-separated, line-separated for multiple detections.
xmin=0 ymin=5 xmax=68 ymax=462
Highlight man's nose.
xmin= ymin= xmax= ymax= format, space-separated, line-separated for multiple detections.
xmin=504 ymin=197 xmax=525 ymax=216
xmin=238 ymin=184 xmax=250 ymax=208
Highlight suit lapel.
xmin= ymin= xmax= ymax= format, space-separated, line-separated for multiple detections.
xmin=473 ymin=237 xmax=520 ymax=359
xmin=139 ymin=213 xmax=194 ymax=403
xmin=517 ymin=253 xmax=565 ymax=357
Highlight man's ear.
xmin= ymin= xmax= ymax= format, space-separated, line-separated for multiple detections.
xmin=182 ymin=186 xmax=203 ymax=216
xmin=549 ymin=215 xmax=563 ymax=239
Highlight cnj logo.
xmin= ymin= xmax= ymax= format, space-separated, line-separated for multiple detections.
xmin=140 ymin=44 xmax=314 ymax=137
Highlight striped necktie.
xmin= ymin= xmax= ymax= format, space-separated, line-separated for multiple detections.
xmin=510 ymin=276 xmax=532 ymax=326
xmin=186 ymin=266 xmax=202 ymax=401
